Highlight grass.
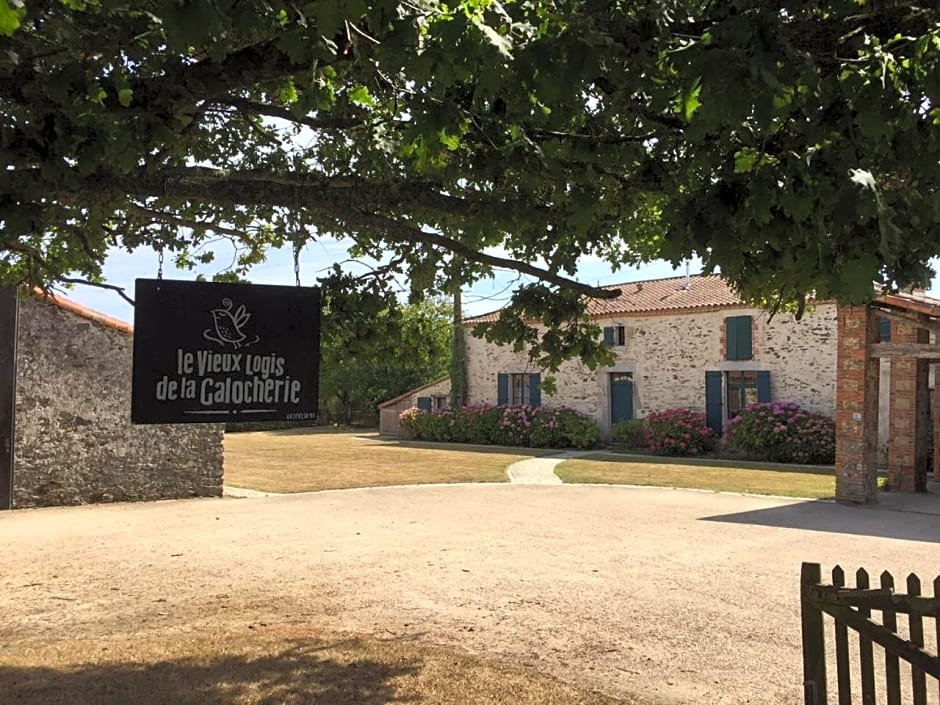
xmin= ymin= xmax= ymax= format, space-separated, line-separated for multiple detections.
xmin=555 ymin=452 xmax=838 ymax=498
xmin=224 ymin=429 xmax=551 ymax=493
xmin=0 ymin=625 xmax=619 ymax=705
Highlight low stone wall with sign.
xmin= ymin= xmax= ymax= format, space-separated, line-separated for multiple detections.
xmin=13 ymin=295 xmax=224 ymax=508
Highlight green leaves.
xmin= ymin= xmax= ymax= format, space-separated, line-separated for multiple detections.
xmin=1 ymin=0 xmax=939 ymax=370
xmin=0 ymin=0 xmax=23 ymax=36
xmin=475 ymin=20 xmax=513 ymax=58
xmin=676 ymin=82 xmax=701 ymax=123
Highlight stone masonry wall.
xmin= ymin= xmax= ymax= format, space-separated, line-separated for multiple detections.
xmin=410 ymin=378 xmax=451 ymax=407
xmin=465 ymin=303 xmax=838 ymax=433
xmin=14 ymin=298 xmax=224 ymax=508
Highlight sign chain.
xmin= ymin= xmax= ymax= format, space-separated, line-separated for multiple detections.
xmin=157 ymin=248 xmax=164 ymax=280
xmin=293 ymin=238 xmax=301 ymax=287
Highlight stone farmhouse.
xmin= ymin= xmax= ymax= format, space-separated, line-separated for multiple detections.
xmin=384 ymin=274 xmax=840 ymax=434
xmin=6 ymin=290 xmax=224 ymax=508
xmin=380 ymin=273 xmax=939 ymax=497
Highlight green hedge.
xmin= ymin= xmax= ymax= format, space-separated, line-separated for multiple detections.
xmin=399 ymin=404 xmax=599 ymax=449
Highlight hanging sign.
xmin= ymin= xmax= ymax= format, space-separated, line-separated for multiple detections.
xmin=131 ymin=279 xmax=320 ymax=425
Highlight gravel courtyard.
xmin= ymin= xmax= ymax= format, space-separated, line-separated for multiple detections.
xmin=1 ymin=485 xmax=937 ymax=704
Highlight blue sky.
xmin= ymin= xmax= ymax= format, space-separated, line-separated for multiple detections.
xmin=61 ymin=241 xmax=939 ymax=325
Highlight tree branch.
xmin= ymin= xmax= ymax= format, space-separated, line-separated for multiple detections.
xmin=1 ymin=167 xmax=623 ymax=299
xmin=339 ymin=208 xmax=620 ymax=300
xmin=58 ymin=278 xmax=136 ymax=306
xmin=127 ymin=203 xmax=252 ymax=240
xmin=211 ymin=96 xmax=370 ymax=131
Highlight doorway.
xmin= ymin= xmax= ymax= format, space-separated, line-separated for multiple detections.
xmin=610 ymin=372 xmax=634 ymax=425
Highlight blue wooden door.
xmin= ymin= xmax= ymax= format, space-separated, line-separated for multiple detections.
xmin=610 ymin=372 xmax=634 ymax=424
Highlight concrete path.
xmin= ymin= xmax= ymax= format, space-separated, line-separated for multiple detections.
xmin=223 ymin=485 xmax=283 ymax=498
xmin=505 ymin=451 xmax=592 ymax=484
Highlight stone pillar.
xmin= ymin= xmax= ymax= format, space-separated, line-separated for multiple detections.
xmin=888 ymin=323 xmax=929 ymax=492
xmin=835 ymin=306 xmax=880 ymax=503
xmin=914 ymin=355 xmax=930 ymax=492
xmin=934 ymin=375 xmax=940 ymax=482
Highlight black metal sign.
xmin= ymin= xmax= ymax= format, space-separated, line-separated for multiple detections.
xmin=132 ymin=279 xmax=320 ymax=424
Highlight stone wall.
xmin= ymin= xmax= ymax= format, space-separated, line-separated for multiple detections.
xmin=465 ymin=303 xmax=839 ymax=434
xmin=410 ymin=377 xmax=452 ymax=407
xmin=13 ymin=297 xmax=224 ymax=508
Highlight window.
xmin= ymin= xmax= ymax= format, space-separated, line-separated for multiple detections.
xmin=726 ymin=371 xmax=758 ymax=418
xmin=706 ymin=370 xmax=771 ymax=433
xmin=603 ymin=325 xmax=626 ymax=347
xmin=725 ymin=316 xmax=753 ymax=360
xmin=433 ymin=396 xmax=448 ymax=410
xmin=497 ymin=372 xmax=542 ymax=406
xmin=510 ymin=373 xmax=529 ymax=405
xmin=879 ymin=317 xmax=891 ymax=342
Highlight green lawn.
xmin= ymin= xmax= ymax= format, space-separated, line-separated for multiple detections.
xmin=555 ymin=452 xmax=838 ymax=498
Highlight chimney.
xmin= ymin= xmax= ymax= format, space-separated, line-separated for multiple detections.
xmin=684 ymin=261 xmax=691 ymax=290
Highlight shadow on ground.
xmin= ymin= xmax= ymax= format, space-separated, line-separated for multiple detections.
xmin=702 ymin=493 xmax=940 ymax=544
xmin=0 ymin=637 xmax=419 ymax=705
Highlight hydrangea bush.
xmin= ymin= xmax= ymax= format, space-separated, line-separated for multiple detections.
xmin=399 ymin=404 xmax=599 ymax=450
xmin=646 ymin=408 xmax=714 ymax=456
xmin=610 ymin=419 xmax=648 ymax=449
xmin=726 ymin=402 xmax=835 ymax=465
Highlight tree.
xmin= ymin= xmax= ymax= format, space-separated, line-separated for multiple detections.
xmin=319 ymin=291 xmax=450 ymax=424
xmin=1 ymin=1 xmax=938 ymax=372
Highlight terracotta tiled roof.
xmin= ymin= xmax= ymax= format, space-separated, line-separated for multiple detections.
xmin=378 ymin=376 xmax=449 ymax=408
xmin=464 ymin=274 xmax=745 ymax=323
xmin=31 ymin=288 xmax=134 ymax=335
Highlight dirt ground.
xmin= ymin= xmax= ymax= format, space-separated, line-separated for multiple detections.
xmin=1 ymin=485 xmax=937 ymax=704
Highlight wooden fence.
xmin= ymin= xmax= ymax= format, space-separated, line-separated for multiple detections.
xmin=801 ymin=562 xmax=940 ymax=705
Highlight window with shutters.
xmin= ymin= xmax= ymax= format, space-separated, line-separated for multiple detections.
xmin=603 ymin=325 xmax=626 ymax=347
xmin=510 ymin=373 xmax=530 ymax=405
xmin=726 ymin=371 xmax=758 ymax=418
xmin=497 ymin=372 xmax=541 ymax=406
xmin=725 ymin=315 xmax=753 ymax=360
xmin=725 ymin=370 xmax=771 ymax=419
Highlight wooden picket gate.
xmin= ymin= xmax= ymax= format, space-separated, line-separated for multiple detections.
xmin=801 ymin=562 xmax=940 ymax=705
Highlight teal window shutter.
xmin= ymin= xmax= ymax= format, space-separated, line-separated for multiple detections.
xmin=756 ymin=371 xmax=771 ymax=403
xmin=417 ymin=396 xmax=432 ymax=411
xmin=738 ymin=316 xmax=752 ymax=359
xmin=879 ymin=318 xmax=891 ymax=342
xmin=529 ymin=373 xmax=541 ymax=407
xmin=726 ymin=316 xmax=753 ymax=360
xmin=705 ymin=371 xmax=723 ymax=435
xmin=603 ymin=327 xmax=614 ymax=346
xmin=497 ymin=373 xmax=509 ymax=405
xmin=725 ymin=318 xmax=738 ymax=360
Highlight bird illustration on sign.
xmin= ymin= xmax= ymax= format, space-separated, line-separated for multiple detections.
xmin=203 ymin=298 xmax=260 ymax=349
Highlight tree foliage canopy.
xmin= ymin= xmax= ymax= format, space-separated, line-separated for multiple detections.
xmin=319 ymin=294 xmax=451 ymax=424
xmin=1 ymin=0 xmax=938 ymax=369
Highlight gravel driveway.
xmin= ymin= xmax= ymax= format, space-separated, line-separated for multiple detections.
xmin=1 ymin=485 xmax=937 ymax=704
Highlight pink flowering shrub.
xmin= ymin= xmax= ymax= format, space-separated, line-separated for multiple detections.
xmin=398 ymin=404 xmax=598 ymax=449
xmin=646 ymin=408 xmax=714 ymax=456
xmin=398 ymin=406 xmax=422 ymax=439
xmin=726 ymin=402 xmax=835 ymax=465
